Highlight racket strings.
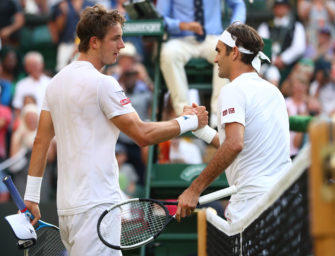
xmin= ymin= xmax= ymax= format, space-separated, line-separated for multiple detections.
xmin=27 ymin=228 xmax=67 ymax=256
xmin=100 ymin=201 xmax=170 ymax=247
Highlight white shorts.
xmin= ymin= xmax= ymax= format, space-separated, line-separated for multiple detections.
xmin=59 ymin=204 xmax=122 ymax=256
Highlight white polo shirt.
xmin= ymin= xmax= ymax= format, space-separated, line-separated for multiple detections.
xmin=42 ymin=61 xmax=135 ymax=216
xmin=217 ymin=72 xmax=291 ymax=204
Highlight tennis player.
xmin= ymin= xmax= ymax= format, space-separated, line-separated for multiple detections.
xmin=22 ymin=5 xmax=208 ymax=256
xmin=176 ymin=23 xmax=292 ymax=223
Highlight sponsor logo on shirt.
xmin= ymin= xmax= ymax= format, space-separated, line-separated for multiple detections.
xmin=222 ymin=108 xmax=235 ymax=116
xmin=120 ymin=98 xmax=131 ymax=105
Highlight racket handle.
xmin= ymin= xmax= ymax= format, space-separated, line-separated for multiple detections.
xmin=3 ymin=175 xmax=27 ymax=212
xmin=198 ymin=185 xmax=237 ymax=205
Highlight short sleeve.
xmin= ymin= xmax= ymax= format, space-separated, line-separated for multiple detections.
xmin=98 ymin=76 xmax=135 ymax=119
xmin=219 ymin=85 xmax=246 ymax=127
xmin=41 ymin=88 xmax=50 ymax=112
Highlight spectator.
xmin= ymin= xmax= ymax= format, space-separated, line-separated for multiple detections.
xmin=12 ymin=51 xmax=51 ymax=118
xmin=305 ymin=26 xmax=334 ymax=62
xmin=258 ymin=0 xmax=306 ymax=86
xmin=9 ymin=103 xmax=39 ymax=198
xmin=309 ymin=59 xmax=335 ymax=118
xmin=49 ymin=0 xmax=94 ymax=72
xmin=8 ymin=101 xmax=55 ymax=201
xmin=0 ymin=101 xmax=12 ymax=161
xmin=0 ymin=0 xmax=25 ymax=48
xmin=285 ymin=74 xmax=309 ymax=158
xmin=20 ymin=0 xmax=49 ymax=15
xmin=0 ymin=47 xmax=19 ymax=91
xmin=0 ymin=67 xmax=13 ymax=107
xmin=281 ymin=57 xmax=314 ymax=97
xmin=115 ymin=143 xmax=138 ymax=197
xmin=169 ymin=137 xmax=202 ymax=164
xmin=156 ymin=0 xmax=246 ymax=128
xmin=105 ymin=42 xmax=153 ymax=92
xmin=298 ymin=0 xmax=335 ymax=50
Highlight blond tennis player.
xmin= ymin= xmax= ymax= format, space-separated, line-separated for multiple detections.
xmin=22 ymin=5 xmax=208 ymax=256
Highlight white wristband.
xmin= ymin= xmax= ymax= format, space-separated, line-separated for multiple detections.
xmin=192 ymin=125 xmax=217 ymax=144
xmin=24 ymin=175 xmax=42 ymax=203
xmin=175 ymin=115 xmax=198 ymax=135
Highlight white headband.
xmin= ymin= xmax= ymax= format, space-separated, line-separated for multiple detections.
xmin=218 ymin=30 xmax=270 ymax=73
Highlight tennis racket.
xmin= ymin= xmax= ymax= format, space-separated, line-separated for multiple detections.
xmin=97 ymin=185 xmax=237 ymax=250
xmin=2 ymin=175 xmax=67 ymax=256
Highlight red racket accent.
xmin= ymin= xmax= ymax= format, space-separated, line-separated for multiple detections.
xmin=164 ymin=200 xmax=178 ymax=216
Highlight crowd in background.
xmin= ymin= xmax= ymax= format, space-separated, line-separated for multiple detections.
xmin=0 ymin=0 xmax=335 ymax=202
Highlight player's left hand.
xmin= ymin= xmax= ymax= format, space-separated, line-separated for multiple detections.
xmin=192 ymin=103 xmax=208 ymax=129
xmin=176 ymin=187 xmax=200 ymax=222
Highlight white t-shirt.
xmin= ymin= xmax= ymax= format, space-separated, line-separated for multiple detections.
xmin=13 ymin=74 xmax=51 ymax=111
xmin=217 ymin=72 xmax=291 ymax=204
xmin=42 ymin=61 xmax=135 ymax=216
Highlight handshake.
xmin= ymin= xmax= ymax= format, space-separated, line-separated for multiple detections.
xmin=178 ymin=103 xmax=217 ymax=144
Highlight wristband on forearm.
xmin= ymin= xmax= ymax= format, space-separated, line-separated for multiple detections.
xmin=24 ymin=175 xmax=43 ymax=203
xmin=192 ymin=125 xmax=217 ymax=144
xmin=175 ymin=115 xmax=198 ymax=135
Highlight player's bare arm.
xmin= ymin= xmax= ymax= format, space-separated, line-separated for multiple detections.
xmin=175 ymin=122 xmax=244 ymax=222
xmin=24 ymin=110 xmax=55 ymax=225
xmin=112 ymin=108 xmax=208 ymax=146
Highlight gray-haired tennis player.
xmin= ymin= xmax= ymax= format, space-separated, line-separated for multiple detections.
xmin=177 ymin=22 xmax=292 ymax=223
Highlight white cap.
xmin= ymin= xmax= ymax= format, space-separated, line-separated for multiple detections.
xmin=119 ymin=42 xmax=137 ymax=57
xmin=5 ymin=213 xmax=37 ymax=249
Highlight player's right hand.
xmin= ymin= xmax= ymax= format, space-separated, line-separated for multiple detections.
xmin=24 ymin=200 xmax=41 ymax=226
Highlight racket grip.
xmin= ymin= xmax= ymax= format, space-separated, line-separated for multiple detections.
xmin=3 ymin=175 xmax=27 ymax=211
xmin=198 ymin=185 xmax=237 ymax=205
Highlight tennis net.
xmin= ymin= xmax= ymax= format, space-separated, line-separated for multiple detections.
xmin=205 ymin=144 xmax=313 ymax=256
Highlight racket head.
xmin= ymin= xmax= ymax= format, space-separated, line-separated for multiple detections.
xmin=24 ymin=224 xmax=67 ymax=256
xmin=97 ymin=198 xmax=175 ymax=250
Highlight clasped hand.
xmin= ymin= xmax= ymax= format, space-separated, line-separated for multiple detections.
xmin=182 ymin=103 xmax=208 ymax=129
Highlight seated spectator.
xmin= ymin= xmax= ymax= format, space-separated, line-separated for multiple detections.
xmin=156 ymin=0 xmax=246 ymax=127
xmin=285 ymin=74 xmax=309 ymax=158
xmin=305 ymin=27 xmax=334 ymax=62
xmin=12 ymin=51 xmax=51 ymax=117
xmin=0 ymin=0 xmax=25 ymax=48
xmin=0 ymin=47 xmax=19 ymax=92
xmin=49 ymin=0 xmax=94 ymax=72
xmin=258 ymin=0 xmax=306 ymax=86
xmin=281 ymin=57 xmax=315 ymax=97
xmin=9 ymin=103 xmax=38 ymax=197
xmin=105 ymin=42 xmax=153 ymax=92
xmin=0 ymin=68 xmax=13 ymax=107
xmin=0 ymin=97 xmax=12 ymax=202
xmin=309 ymin=59 xmax=335 ymax=118
xmin=20 ymin=0 xmax=49 ymax=15
xmin=298 ymin=0 xmax=335 ymax=51
xmin=169 ymin=137 xmax=202 ymax=164
xmin=0 ymin=101 xmax=12 ymax=161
